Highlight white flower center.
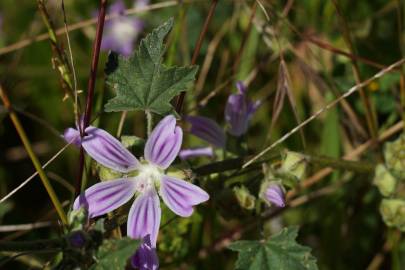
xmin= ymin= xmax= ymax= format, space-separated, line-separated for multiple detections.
xmin=135 ymin=163 xmax=161 ymax=193
xmin=112 ymin=19 xmax=137 ymax=43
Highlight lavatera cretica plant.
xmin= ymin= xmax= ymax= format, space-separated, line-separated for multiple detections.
xmin=64 ymin=115 xmax=209 ymax=268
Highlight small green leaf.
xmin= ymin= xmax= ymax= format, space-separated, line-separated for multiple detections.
xmin=90 ymin=237 xmax=141 ymax=270
xmin=228 ymin=227 xmax=318 ymax=270
xmin=105 ymin=18 xmax=198 ymax=115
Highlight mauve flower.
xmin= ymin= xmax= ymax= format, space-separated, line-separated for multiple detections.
xmin=131 ymin=235 xmax=159 ymax=270
xmin=185 ymin=115 xmax=226 ymax=148
xmin=101 ymin=0 xmax=144 ymax=57
xmin=133 ymin=0 xmax=149 ymax=9
xmin=65 ymin=115 xmax=209 ymax=248
xmin=179 ymin=147 xmax=214 ymax=160
xmin=264 ymin=184 xmax=285 ymax=208
xmin=225 ymin=81 xmax=260 ymax=137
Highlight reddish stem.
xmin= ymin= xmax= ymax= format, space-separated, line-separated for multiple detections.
xmin=175 ymin=0 xmax=219 ymax=114
xmin=75 ymin=0 xmax=108 ymax=195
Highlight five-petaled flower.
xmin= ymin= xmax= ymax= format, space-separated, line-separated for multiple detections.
xmin=64 ymin=115 xmax=209 ymax=249
xmin=100 ymin=0 xmax=145 ymax=57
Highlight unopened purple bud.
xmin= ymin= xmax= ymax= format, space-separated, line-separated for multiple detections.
xmin=68 ymin=231 xmax=86 ymax=248
xmin=225 ymin=81 xmax=260 ymax=137
xmin=264 ymin=184 xmax=285 ymax=208
xmin=179 ymin=147 xmax=214 ymax=160
xmin=185 ymin=116 xmax=226 ymax=148
xmin=131 ymin=235 xmax=159 ymax=270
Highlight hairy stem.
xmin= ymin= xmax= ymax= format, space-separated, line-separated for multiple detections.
xmin=76 ymin=0 xmax=108 ymax=195
xmin=146 ymin=110 xmax=153 ymax=137
xmin=0 ymin=85 xmax=67 ymax=225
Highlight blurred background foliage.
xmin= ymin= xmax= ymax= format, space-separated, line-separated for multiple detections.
xmin=0 ymin=0 xmax=405 ymax=269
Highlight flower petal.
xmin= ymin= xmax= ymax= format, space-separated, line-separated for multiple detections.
xmin=264 ymin=184 xmax=285 ymax=208
xmin=73 ymin=178 xmax=136 ymax=218
xmin=236 ymin=81 xmax=247 ymax=94
xmin=131 ymin=235 xmax=159 ymax=270
xmin=144 ymin=115 xmax=182 ymax=169
xmin=225 ymin=94 xmax=249 ymax=137
xmin=185 ymin=115 xmax=226 ymax=148
xmin=81 ymin=126 xmax=139 ymax=173
xmin=127 ymin=189 xmax=161 ymax=247
xmin=225 ymin=82 xmax=259 ymax=137
xmin=179 ymin=147 xmax=214 ymax=160
xmin=135 ymin=0 xmax=150 ymax=9
xmin=109 ymin=0 xmax=126 ymax=14
xmin=160 ymin=175 xmax=209 ymax=217
xmin=63 ymin=127 xmax=81 ymax=147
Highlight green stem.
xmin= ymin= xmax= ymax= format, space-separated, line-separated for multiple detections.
xmin=0 ymin=86 xmax=68 ymax=225
xmin=36 ymin=0 xmax=75 ymax=102
xmin=194 ymin=153 xmax=374 ymax=178
xmin=389 ymin=229 xmax=401 ymax=270
xmin=305 ymin=154 xmax=374 ymax=173
xmin=146 ymin=110 xmax=153 ymax=137
xmin=116 ymin=111 xmax=128 ymax=138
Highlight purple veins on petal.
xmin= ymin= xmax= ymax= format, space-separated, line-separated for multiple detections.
xmin=265 ymin=184 xmax=285 ymax=208
xmin=160 ymin=175 xmax=209 ymax=217
xmin=144 ymin=115 xmax=183 ymax=169
xmin=185 ymin=115 xmax=226 ymax=148
xmin=63 ymin=127 xmax=81 ymax=147
xmin=73 ymin=178 xmax=136 ymax=218
xmin=225 ymin=81 xmax=259 ymax=137
xmin=179 ymin=147 xmax=214 ymax=160
xmin=127 ymin=189 xmax=161 ymax=247
xmin=131 ymin=235 xmax=159 ymax=270
xmin=81 ymin=126 xmax=139 ymax=173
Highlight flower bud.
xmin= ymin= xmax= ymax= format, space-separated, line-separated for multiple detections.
xmin=373 ymin=164 xmax=397 ymax=197
xmin=225 ymin=81 xmax=260 ymax=137
xmin=280 ymin=151 xmax=307 ymax=181
xmin=384 ymin=134 xmax=405 ymax=180
xmin=68 ymin=231 xmax=86 ymax=249
xmin=233 ymin=186 xmax=256 ymax=210
xmin=379 ymin=199 xmax=405 ymax=231
xmin=260 ymin=181 xmax=286 ymax=208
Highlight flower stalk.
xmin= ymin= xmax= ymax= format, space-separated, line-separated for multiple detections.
xmin=0 ymin=85 xmax=68 ymax=225
xmin=175 ymin=0 xmax=219 ymax=113
xmin=76 ymin=0 xmax=108 ymax=195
